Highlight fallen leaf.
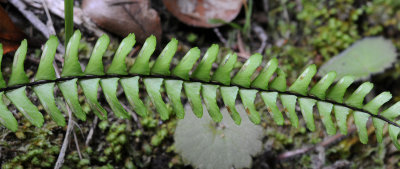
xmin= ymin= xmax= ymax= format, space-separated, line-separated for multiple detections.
xmin=163 ymin=0 xmax=243 ymax=28
xmin=0 ymin=6 xmax=25 ymax=54
xmin=318 ymin=37 xmax=397 ymax=81
xmin=82 ymin=0 xmax=162 ymax=43
xmin=174 ymin=104 xmax=263 ymax=169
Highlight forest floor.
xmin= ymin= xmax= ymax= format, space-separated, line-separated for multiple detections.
xmin=1 ymin=0 xmax=400 ymax=169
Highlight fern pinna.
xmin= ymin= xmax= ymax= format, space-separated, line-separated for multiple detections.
xmin=0 ymin=30 xmax=399 ymax=149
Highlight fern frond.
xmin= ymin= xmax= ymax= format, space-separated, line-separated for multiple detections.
xmin=0 ymin=30 xmax=399 ymax=149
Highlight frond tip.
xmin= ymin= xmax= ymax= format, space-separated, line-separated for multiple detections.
xmin=0 ymin=30 xmax=399 ymax=149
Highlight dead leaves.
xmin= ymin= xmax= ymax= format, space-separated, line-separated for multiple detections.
xmin=163 ymin=0 xmax=243 ymax=28
xmin=82 ymin=0 xmax=162 ymax=43
xmin=0 ymin=6 xmax=25 ymax=54
xmin=82 ymin=0 xmax=245 ymax=43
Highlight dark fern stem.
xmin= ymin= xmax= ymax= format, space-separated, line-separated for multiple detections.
xmin=2 ymin=74 xmax=399 ymax=129
xmin=0 ymin=30 xmax=399 ymax=149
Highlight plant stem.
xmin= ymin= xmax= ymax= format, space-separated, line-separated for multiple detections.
xmin=64 ymin=0 xmax=74 ymax=47
xmin=243 ymin=0 xmax=253 ymax=36
xmin=0 ymin=73 xmax=398 ymax=130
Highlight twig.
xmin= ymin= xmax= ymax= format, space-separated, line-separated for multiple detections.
xmin=27 ymin=53 xmax=40 ymax=64
xmin=41 ymin=0 xmax=55 ymax=34
xmin=236 ymin=32 xmax=250 ymax=59
xmin=322 ymin=160 xmax=350 ymax=169
xmin=311 ymin=146 xmax=325 ymax=169
xmin=121 ymin=102 xmax=140 ymax=127
xmin=23 ymin=0 xmax=109 ymax=37
xmin=213 ymin=28 xmax=227 ymax=45
xmin=42 ymin=0 xmax=65 ymax=63
xmin=71 ymin=120 xmax=85 ymax=139
xmin=85 ymin=116 xmax=98 ymax=146
xmin=53 ymin=62 xmax=61 ymax=78
xmin=72 ymin=130 xmax=82 ymax=160
xmin=9 ymin=0 xmax=66 ymax=58
xmin=54 ymin=104 xmax=74 ymax=169
xmin=116 ymin=88 xmax=125 ymax=97
xmin=252 ymin=24 xmax=268 ymax=54
xmin=9 ymin=0 xmax=48 ymax=37
xmin=281 ymin=0 xmax=290 ymax=23
xmin=277 ymin=125 xmax=358 ymax=161
xmin=0 ymin=131 xmax=11 ymax=160
xmin=295 ymin=0 xmax=303 ymax=12
xmin=262 ymin=0 xmax=269 ymax=12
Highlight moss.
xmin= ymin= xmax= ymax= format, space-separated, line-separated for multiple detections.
xmin=2 ymin=122 xmax=63 ymax=168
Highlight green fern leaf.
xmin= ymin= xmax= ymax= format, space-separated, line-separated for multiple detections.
xmin=101 ymin=78 xmax=129 ymax=119
xmin=0 ymin=31 xmax=399 ymax=150
xmin=120 ymin=77 xmax=148 ymax=117
xmin=33 ymin=83 xmax=66 ymax=126
xmin=61 ymin=31 xmax=84 ymax=77
xmin=6 ymin=87 xmax=43 ymax=127
xmin=0 ymin=92 xmax=18 ymax=131
xmin=84 ymin=34 xmax=109 ymax=76
xmin=165 ymin=80 xmax=184 ymax=119
xmin=80 ymin=78 xmax=107 ymax=120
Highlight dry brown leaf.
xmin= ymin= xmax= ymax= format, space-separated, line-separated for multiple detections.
xmin=163 ymin=0 xmax=243 ymax=28
xmin=0 ymin=6 xmax=25 ymax=54
xmin=82 ymin=0 xmax=162 ymax=43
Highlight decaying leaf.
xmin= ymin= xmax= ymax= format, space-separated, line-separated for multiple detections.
xmin=0 ymin=6 xmax=25 ymax=54
xmin=174 ymin=104 xmax=263 ymax=169
xmin=318 ymin=37 xmax=397 ymax=81
xmin=82 ymin=0 xmax=161 ymax=43
xmin=163 ymin=0 xmax=243 ymax=28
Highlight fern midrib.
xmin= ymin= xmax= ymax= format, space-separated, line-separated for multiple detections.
xmin=4 ymin=73 xmax=398 ymax=129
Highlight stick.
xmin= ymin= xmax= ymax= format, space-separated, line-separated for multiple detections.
xmin=121 ymin=102 xmax=140 ymax=127
xmin=85 ymin=116 xmax=98 ymax=146
xmin=54 ymin=104 xmax=74 ymax=169
xmin=41 ymin=0 xmax=64 ymax=62
xmin=23 ymin=0 xmax=109 ymax=38
xmin=9 ymin=0 xmax=66 ymax=58
xmin=277 ymin=119 xmax=378 ymax=162
xmin=236 ymin=32 xmax=250 ymax=59
xmin=41 ymin=0 xmax=56 ymax=35
xmin=277 ymin=125 xmax=358 ymax=161
xmin=213 ymin=28 xmax=227 ymax=45
xmin=72 ymin=130 xmax=82 ymax=160
xmin=253 ymin=24 xmax=268 ymax=54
